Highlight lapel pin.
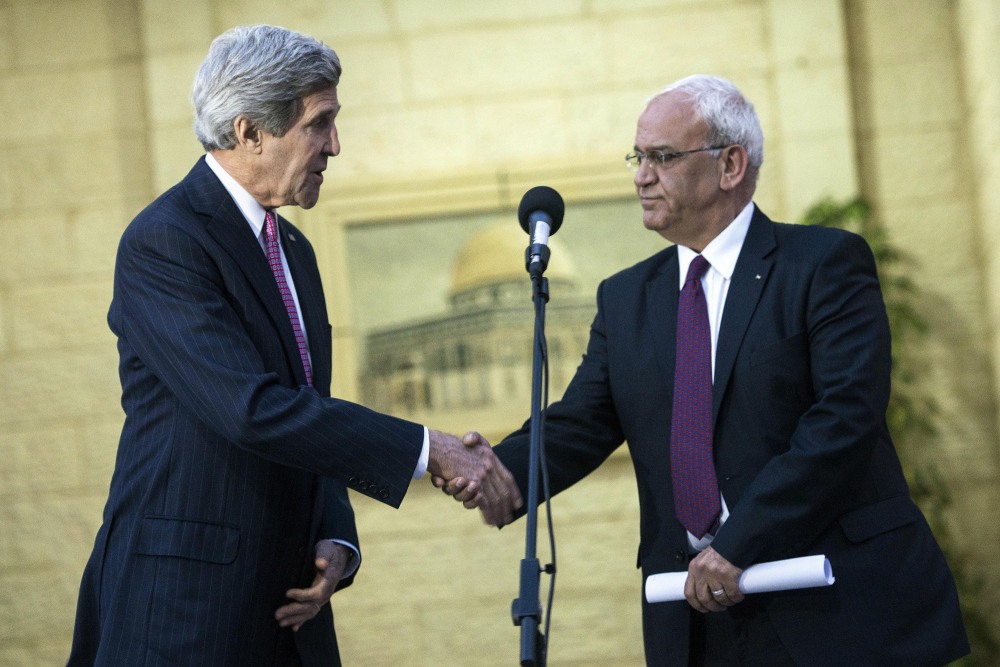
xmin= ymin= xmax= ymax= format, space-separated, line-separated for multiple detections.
xmin=755 ymin=274 xmax=761 ymax=280
xmin=288 ymin=233 xmax=297 ymax=242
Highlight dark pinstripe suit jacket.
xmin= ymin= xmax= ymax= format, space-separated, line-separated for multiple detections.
xmin=69 ymin=158 xmax=423 ymax=666
xmin=496 ymin=208 xmax=968 ymax=666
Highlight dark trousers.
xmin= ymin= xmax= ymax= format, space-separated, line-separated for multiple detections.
xmin=688 ymin=598 xmax=796 ymax=667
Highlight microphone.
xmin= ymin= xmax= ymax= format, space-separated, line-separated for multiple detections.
xmin=518 ymin=186 xmax=565 ymax=277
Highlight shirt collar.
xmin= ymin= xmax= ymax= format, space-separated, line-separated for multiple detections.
xmin=205 ymin=152 xmax=270 ymax=238
xmin=676 ymin=201 xmax=755 ymax=288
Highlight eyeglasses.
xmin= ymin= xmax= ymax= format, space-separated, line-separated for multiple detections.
xmin=625 ymin=145 xmax=729 ymax=171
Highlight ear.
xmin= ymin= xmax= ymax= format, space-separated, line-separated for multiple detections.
xmin=233 ymin=116 xmax=264 ymax=154
xmin=718 ymin=144 xmax=749 ymax=192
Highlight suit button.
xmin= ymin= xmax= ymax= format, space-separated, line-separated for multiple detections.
xmin=348 ymin=475 xmax=358 ymax=487
xmin=673 ymin=550 xmax=685 ymax=562
xmin=379 ymin=488 xmax=389 ymax=499
xmin=359 ymin=481 xmax=369 ymax=491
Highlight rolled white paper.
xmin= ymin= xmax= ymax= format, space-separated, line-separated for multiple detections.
xmin=644 ymin=554 xmax=834 ymax=603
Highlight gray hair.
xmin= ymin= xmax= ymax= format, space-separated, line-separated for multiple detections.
xmin=656 ymin=74 xmax=764 ymax=170
xmin=192 ymin=25 xmax=342 ymax=151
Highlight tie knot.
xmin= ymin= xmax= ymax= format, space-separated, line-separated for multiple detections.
xmin=686 ymin=255 xmax=710 ymax=283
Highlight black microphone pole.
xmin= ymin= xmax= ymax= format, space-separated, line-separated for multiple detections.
xmin=511 ymin=186 xmax=564 ymax=667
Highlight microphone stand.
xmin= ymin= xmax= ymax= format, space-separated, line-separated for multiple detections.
xmin=511 ymin=243 xmax=552 ymax=667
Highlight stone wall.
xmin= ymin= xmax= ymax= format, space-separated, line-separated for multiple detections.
xmin=0 ymin=1 xmax=996 ymax=664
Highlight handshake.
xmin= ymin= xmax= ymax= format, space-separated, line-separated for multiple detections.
xmin=427 ymin=430 xmax=523 ymax=527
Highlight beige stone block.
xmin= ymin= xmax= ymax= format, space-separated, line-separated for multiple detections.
xmin=409 ymin=598 xmax=530 ymax=665
xmin=10 ymin=0 xmax=141 ymax=67
xmin=148 ymin=123 xmax=204 ymax=194
xmin=880 ymin=201 xmax=977 ymax=287
xmin=468 ymin=96 xmax=570 ymax=162
xmin=0 ymin=349 xmax=120 ymax=426
xmin=768 ymin=0 xmax=846 ymax=65
xmin=394 ymin=0 xmax=579 ymax=29
xmin=0 ymin=144 xmax=12 ymax=213
xmin=0 ymin=564 xmax=81 ymax=646
xmin=10 ymin=280 xmax=113 ymax=352
xmin=752 ymin=159 xmax=787 ymax=221
xmin=219 ymin=0 xmax=394 ymax=41
xmin=565 ymin=89 xmax=648 ymax=157
xmin=733 ymin=73 xmax=778 ymax=138
xmin=324 ymin=0 xmax=395 ymax=40
xmin=407 ymin=23 xmax=605 ymax=101
xmin=78 ymin=416 xmax=123 ymax=495
xmin=778 ymin=135 xmax=858 ymax=219
xmin=335 ymin=40 xmax=408 ymax=107
xmin=139 ymin=0 xmax=214 ymax=53
xmin=773 ymin=64 xmax=853 ymax=138
xmin=8 ymin=134 xmax=145 ymax=211
xmin=545 ymin=587 xmax=645 ymax=665
xmin=0 ymin=498 xmax=102 ymax=567
xmin=591 ymin=0 xmax=732 ymax=10
xmin=0 ymin=291 xmax=7 ymax=356
xmin=854 ymin=0 xmax=955 ymax=61
xmin=0 ymin=64 xmax=147 ymax=144
xmin=336 ymin=600 xmax=426 ymax=665
xmin=68 ymin=201 xmax=138 ymax=276
xmin=213 ymin=1 xmax=392 ymax=40
xmin=0 ymin=423 xmax=82 ymax=500
xmin=869 ymin=129 xmax=960 ymax=202
xmin=0 ymin=3 xmax=12 ymax=72
xmin=335 ymin=104 xmax=470 ymax=176
xmin=607 ymin=6 xmax=769 ymax=83
xmin=0 ymin=209 xmax=73 ymax=283
xmin=865 ymin=59 xmax=963 ymax=131
xmin=955 ymin=0 xmax=1000 ymax=93
xmin=0 ymin=647 xmax=32 ymax=666
xmin=144 ymin=50 xmax=205 ymax=126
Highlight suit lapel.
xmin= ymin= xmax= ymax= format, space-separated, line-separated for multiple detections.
xmin=712 ymin=208 xmax=776 ymax=422
xmin=645 ymin=248 xmax=681 ymax=402
xmin=185 ymin=158 xmax=309 ymax=386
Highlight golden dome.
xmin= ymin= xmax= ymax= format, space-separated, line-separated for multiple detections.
xmin=448 ymin=223 xmax=578 ymax=298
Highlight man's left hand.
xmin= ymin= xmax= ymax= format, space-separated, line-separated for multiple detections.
xmin=275 ymin=541 xmax=351 ymax=631
xmin=685 ymin=546 xmax=744 ymax=613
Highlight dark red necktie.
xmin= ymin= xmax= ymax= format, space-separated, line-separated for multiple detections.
xmin=670 ymin=255 xmax=720 ymax=538
xmin=264 ymin=211 xmax=313 ymax=387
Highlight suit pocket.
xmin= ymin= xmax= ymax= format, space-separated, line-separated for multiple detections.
xmin=134 ymin=515 xmax=240 ymax=564
xmin=837 ymin=495 xmax=919 ymax=543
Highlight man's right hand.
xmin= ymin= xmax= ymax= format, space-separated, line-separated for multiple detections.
xmin=427 ymin=430 xmax=522 ymax=527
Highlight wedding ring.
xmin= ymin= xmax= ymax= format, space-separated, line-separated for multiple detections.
xmin=712 ymin=589 xmax=725 ymax=596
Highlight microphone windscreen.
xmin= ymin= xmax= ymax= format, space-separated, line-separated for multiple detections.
xmin=518 ymin=186 xmax=565 ymax=235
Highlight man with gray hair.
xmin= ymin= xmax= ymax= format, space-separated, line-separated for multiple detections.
xmin=69 ymin=25 xmax=520 ymax=666
xmin=441 ymin=75 xmax=968 ymax=665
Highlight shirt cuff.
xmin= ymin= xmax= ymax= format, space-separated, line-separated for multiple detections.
xmin=326 ymin=539 xmax=360 ymax=580
xmin=412 ymin=426 xmax=429 ymax=480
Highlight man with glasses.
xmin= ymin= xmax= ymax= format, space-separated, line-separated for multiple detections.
xmin=441 ymin=74 xmax=968 ymax=666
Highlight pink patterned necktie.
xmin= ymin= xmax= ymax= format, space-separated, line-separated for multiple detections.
xmin=670 ymin=255 xmax=720 ymax=538
xmin=264 ymin=211 xmax=313 ymax=387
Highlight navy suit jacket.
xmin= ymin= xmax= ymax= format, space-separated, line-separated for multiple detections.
xmin=496 ymin=207 xmax=968 ymax=666
xmin=69 ymin=158 xmax=424 ymax=666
